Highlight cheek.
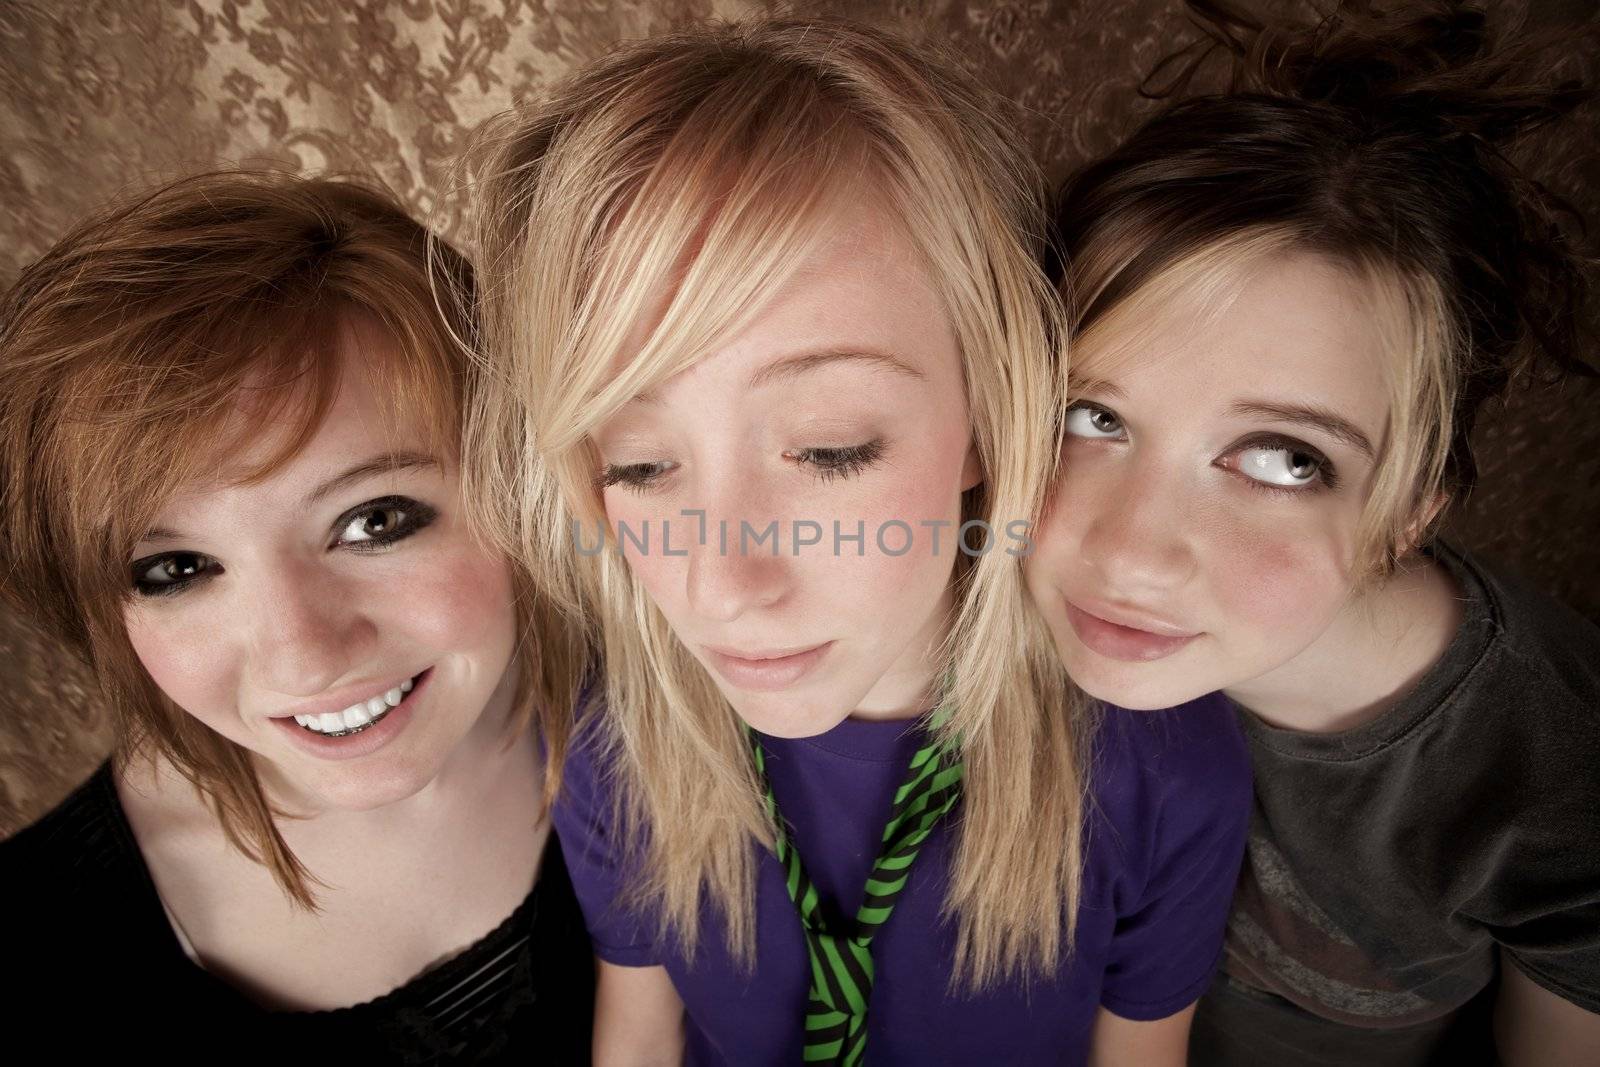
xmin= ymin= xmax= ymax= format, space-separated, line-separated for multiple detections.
xmin=1204 ymin=507 xmax=1355 ymax=638
xmin=124 ymin=606 xmax=239 ymax=732
xmin=400 ymin=544 xmax=518 ymax=659
xmin=603 ymin=493 xmax=681 ymax=612
xmin=826 ymin=441 xmax=967 ymax=610
xmin=1024 ymin=491 xmax=1080 ymax=595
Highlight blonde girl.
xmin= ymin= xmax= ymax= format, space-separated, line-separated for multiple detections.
xmin=462 ymin=16 xmax=1250 ymax=1066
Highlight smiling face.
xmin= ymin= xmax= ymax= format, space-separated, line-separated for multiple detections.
xmin=122 ymin=315 xmax=519 ymax=813
xmin=591 ymin=202 xmax=980 ymax=739
xmin=1026 ymin=251 xmax=1394 ymax=710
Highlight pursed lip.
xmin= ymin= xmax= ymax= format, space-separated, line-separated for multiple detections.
xmin=701 ymin=641 xmax=834 ymax=692
xmin=703 ymin=642 xmax=829 ymax=662
xmin=1064 ymin=597 xmax=1197 ymax=638
xmin=1061 ymin=597 xmax=1200 ymax=663
xmin=265 ymin=669 xmax=428 ymax=722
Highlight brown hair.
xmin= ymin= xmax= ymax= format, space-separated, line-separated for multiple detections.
xmin=0 ymin=170 xmax=573 ymax=906
xmin=1051 ymin=0 xmax=1595 ymax=572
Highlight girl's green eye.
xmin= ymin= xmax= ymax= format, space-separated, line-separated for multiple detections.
xmin=1235 ymin=446 xmax=1323 ymax=487
xmin=1064 ymin=403 xmax=1123 ymax=439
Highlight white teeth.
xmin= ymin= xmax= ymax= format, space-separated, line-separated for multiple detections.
xmin=290 ymin=676 xmax=414 ymax=735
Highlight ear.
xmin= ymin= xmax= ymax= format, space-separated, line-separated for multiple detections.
xmin=960 ymin=440 xmax=984 ymax=492
xmin=1396 ymin=490 xmax=1451 ymax=558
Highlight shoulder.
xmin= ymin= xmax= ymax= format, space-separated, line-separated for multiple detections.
xmin=551 ymin=686 xmax=620 ymax=822
xmin=0 ymin=762 xmax=134 ymax=891
xmin=1086 ymin=694 xmax=1252 ymax=902
xmin=545 ymin=687 xmax=664 ymax=966
xmin=0 ymin=762 xmax=160 ymax=977
xmin=1453 ymin=546 xmax=1600 ymax=719
xmin=1091 ymin=692 xmax=1252 ymax=818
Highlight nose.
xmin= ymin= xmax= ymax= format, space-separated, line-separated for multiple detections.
xmin=244 ymin=561 xmax=376 ymax=698
xmin=681 ymin=492 xmax=791 ymax=625
xmin=1075 ymin=456 xmax=1198 ymax=595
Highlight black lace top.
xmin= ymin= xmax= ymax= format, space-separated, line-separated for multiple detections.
xmin=0 ymin=763 xmax=594 ymax=1063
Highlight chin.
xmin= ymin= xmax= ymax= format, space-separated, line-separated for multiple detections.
xmin=287 ymin=753 xmax=447 ymax=813
xmin=1061 ymin=646 xmax=1215 ymax=712
xmin=721 ymin=687 xmax=854 ymax=741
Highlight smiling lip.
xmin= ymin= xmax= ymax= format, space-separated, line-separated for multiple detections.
xmin=268 ymin=668 xmax=431 ymax=761
xmin=702 ymin=642 xmax=833 ymax=692
xmin=1062 ymin=600 xmax=1199 ymax=663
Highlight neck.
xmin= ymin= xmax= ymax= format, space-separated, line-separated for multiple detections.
xmin=1224 ymin=552 xmax=1464 ymax=733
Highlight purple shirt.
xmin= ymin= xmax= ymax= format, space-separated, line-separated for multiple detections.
xmin=553 ymin=695 xmax=1250 ymax=1065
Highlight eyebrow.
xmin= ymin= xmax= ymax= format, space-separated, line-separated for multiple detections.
xmin=630 ymin=346 xmax=926 ymax=404
xmin=139 ymin=451 xmax=441 ymax=545
xmin=747 ymin=347 xmax=927 ymax=389
xmin=1069 ymin=380 xmax=1375 ymax=458
xmin=1228 ymin=400 xmax=1375 ymax=459
xmin=1067 ymin=377 xmax=1126 ymax=401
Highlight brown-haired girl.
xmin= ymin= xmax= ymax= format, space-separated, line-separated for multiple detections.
xmin=0 ymin=171 xmax=592 ymax=1058
xmin=1031 ymin=2 xmax=1600 ymax=1063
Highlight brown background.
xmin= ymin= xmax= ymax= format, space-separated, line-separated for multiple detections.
xmin=2 ymin=0 xmax=1596 ymax=836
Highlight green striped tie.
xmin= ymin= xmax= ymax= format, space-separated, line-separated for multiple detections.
xmin=748 ymin=724 xmax=964 ymax=1066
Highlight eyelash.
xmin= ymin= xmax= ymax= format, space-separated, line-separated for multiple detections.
xmin=1230 ymin=434 xmax=1340 ymax=495
xmin=599 ymin=438 xmax=887 ymax=493
xmin=786 ymin=439 xmax=886 ymax=483
xmin=1063 ymin=401 xmax=1340 ymax=495
xmin=128 ymin=495 xmax=438 ymax=599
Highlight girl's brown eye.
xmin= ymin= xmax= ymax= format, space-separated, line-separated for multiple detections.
xmin=131 ymin=552 xmax=216 ymax=597
xmin=339 ymin=506 xmax=406 ymax=543
xmin=334 ymin=495 xmax=437 ymax=547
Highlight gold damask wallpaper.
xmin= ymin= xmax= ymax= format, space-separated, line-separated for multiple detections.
xmin=1 ymin=0 xmax=1597 ymax=833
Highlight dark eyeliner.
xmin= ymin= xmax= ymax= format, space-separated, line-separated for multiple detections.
xmin=130 ymin=552 xmax=216 ymax=598
xmin=333 ymin=494 xmax=438 ymax=551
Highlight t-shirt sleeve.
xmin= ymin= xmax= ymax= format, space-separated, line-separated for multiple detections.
xmin=1471 ymin=646 xmax=1600 ymax=1014
xmin=550 ymin=716 xmax=663 ymax=968
xmin=1495 ymin=898 xmax=1600 ymax=1014
xmin=1097 ymin=698 xmax=1253 ymax=1021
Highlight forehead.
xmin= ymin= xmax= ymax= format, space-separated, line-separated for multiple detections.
xmin=623 ymin=198 xmax=959 ymax=402
xmin=163 ymin=318 xmax=441 ymax=512
xmin=1081 ymin=251 xmax=1393 ymax=420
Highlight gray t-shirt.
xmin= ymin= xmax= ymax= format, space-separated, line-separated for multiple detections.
xmin=1194 ymin=543 xmax=1600 ymax=1065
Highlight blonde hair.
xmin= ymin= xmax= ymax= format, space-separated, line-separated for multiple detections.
xmin=459 ymin=17 xmax=1090 ymax=986
xmin=0 ymin=170 xmax=574 ymax=906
